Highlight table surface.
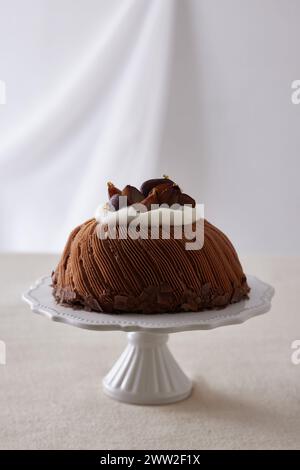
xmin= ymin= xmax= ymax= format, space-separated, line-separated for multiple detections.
xmin=0 ymin=254 xmax=299 ymax=450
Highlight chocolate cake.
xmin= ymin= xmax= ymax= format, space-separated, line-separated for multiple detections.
xmin=52 ymin=177 xmax=249 ymax=313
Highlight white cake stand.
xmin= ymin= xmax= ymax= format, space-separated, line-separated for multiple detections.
xmin=23 ymin=276 xmax=274 ymax=405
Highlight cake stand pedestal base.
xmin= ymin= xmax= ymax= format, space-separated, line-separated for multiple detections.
xmin=102 ymin=332 xmax=192 ymax=405
xmin=23 ymin=275 xmax=274 ymax=406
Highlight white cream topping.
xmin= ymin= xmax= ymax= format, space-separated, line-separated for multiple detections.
xmin=95 ymin=204 xmax=203 ymax=227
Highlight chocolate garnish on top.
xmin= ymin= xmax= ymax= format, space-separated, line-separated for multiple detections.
xmin=140 ymin=176 xmax=174 ymax=197
xmin=107 ymin=177 xmax=196 ymax=211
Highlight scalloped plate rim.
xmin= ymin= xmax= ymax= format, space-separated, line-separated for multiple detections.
xmin=22 ymin=275 xmax=274 ymax=334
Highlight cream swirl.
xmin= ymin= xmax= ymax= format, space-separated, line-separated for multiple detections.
xmin=95 ymin=203 xmax=204 ymax=228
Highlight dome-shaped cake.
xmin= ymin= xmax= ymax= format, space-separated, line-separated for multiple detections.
xmin=52 ymin=178 xmax=249 ymax=313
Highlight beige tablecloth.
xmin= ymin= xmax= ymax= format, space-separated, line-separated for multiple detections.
xmin=0 ymin=254 xmax=299 ymax=450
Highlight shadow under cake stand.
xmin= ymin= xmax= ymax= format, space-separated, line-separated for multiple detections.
xmin=23 ymin=276 xmax=274 ymax=405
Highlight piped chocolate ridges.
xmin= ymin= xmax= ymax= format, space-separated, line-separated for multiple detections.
xmin=52 ymin=176 xmax=249 ymax=314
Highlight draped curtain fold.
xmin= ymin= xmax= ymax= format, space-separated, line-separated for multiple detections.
xmin=0 ymin=0 xmax=178 ymax=251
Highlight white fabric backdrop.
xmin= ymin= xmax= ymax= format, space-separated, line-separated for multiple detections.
xmin=0 ymin=0 xmax=299 ymax=254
